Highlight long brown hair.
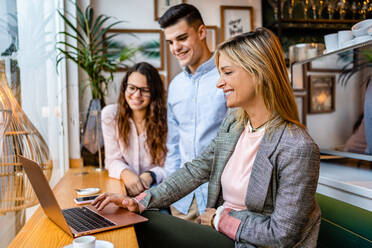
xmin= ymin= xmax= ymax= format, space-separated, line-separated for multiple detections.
xmin=215 ymin=27 xmax=303 ymax=131
xmin=117 ymin=62 xmax=167 ymax=165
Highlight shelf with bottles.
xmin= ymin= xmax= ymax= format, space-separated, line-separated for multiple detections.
xmin=264 ymin=0 xmax=372 ymax=31
xmin=263 ymin=0 xmax=371 ymax=58
xmin=267 ymin=0 xmax=372 ymax=23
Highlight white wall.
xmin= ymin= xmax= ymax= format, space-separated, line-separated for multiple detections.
xmin=88 ymin=0 xmax=262 ymax=107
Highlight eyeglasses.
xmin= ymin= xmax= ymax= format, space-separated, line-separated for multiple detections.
xmin=125 ymin=84 xmax=151 ymax=97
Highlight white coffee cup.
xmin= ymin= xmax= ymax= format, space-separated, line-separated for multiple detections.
xmin=324 ymin=33 xmax=338 ymax=52
xmin=73 ymin=235 xmax=96 ymax=248
xmin=338 ymin=30 xmax=354 ymax=48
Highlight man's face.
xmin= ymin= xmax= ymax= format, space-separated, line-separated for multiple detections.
xmin=164 ymin=19 xmax=204 ymax=68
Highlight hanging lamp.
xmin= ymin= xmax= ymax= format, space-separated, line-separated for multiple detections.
xmin=0 ymin=61 xmax=52 ymax=214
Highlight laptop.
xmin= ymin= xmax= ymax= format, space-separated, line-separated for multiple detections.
xmin=19 ymin=155 xmax=147 ymax=237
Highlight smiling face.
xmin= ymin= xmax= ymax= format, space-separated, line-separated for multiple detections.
xmin=216 ymin=53 xmax=258 ymax=111
xmin=125 ymin=72 xmax=151 ymax=113
xmin=164 ymin=19 xmax=206 ymax=71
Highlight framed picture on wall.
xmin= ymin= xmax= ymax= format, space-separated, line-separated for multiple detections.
xmin=220 ymin=5 xmax=254 ymax=41
xmin=154 ymin=0 xmax=185 ymax=20
xmin=105 ymin=29 xmax=164 ymax=71
xmin=205 ymin=26 xmax=219 ymax=52
xmin=308 ymin=75 xmax=335 ymax=114
xmin=294 ymin=92 xmax=307 ymax=125
xmin=165 ymin=42 xmax=182 ymax=87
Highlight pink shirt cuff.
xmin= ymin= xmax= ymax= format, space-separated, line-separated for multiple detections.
xmin=218 ymin=208 xmax=241 ymax=240
xmin=134 ymin=192 xmax=147 ymax=213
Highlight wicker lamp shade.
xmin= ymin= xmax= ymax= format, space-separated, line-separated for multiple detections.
xmin=0 ymin=75 xmax=12 ymax=158
xmin=0 ymin=64 xmax=52 ymax=215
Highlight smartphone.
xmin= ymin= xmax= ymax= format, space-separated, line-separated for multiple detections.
xmin=74 ymin=195 xmax=99 ymax=205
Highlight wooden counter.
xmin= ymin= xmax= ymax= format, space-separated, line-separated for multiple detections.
xmin=9 ymin=167 xmax=138 ymax=248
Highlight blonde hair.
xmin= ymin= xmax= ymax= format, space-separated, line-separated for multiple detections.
xmin=215 ymin=27 xmax=303 ymax=131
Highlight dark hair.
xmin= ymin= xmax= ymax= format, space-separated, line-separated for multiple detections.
xmin=158 ymin=3 xmax=204 ymax=29
xmin=117 ymin=62 xmax=167 ymax=165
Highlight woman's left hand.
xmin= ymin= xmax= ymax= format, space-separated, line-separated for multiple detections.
xmin=197 ymin=208 xmax=216 ymax=227
xmin=91 ymin=192 xmax=139 ymax=212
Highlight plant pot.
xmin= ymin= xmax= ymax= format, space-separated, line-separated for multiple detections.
xmin=81 ymin=98 xmax=105 ymax=167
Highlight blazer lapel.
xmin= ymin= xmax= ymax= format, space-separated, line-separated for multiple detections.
xmin=214 ymin=129 xmax=242 ymax=177
xmin=208 ymin=120 xmax=243 ymax=206
xmin=245 ymin=122 xmax=287 ymax=212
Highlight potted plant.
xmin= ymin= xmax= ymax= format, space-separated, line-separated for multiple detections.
xmin=56 ymin=3 xmax=135 ymax=166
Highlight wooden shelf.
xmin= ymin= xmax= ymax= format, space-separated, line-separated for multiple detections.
xmin=291 ymin=39 xmax=372 ymax=66
xmin=269 ymin=18 xmax=361 ymax=31
xmin=281 ymin=19 xmax=362 ymax=24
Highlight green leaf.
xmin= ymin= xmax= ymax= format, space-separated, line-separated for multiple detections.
xmin=92 ymin=20 xmax=122 ymax=44
xmin=86 ymin=5 xmax=94 ymax=30
xmin=75 ymin=3 xmax=87 ymax=36
xmin=58 ymin=9 xmax=84 ymax=41
xmin=90 ymin=15 xmax=109 ymax=37
xmin=58 ymin=31 xmax=86 ymax=47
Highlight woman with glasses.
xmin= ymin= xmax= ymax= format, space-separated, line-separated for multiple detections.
xmin=101 ymin=62 xmax=167 ymax=197
xmin=94 ymin=28 xmax=320 ymax=248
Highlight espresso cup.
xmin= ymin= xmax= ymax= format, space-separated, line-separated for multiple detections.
xmin=73 ymin=235 xmax=96 ymax=248
xmin=324 ymin=33 xmax=338 ymax=52
xmin=338 ymin=30 xmax=354 ymax=49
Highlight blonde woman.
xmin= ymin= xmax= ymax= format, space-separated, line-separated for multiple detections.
xmin=94 ymin=28 xmax=321 ymax=248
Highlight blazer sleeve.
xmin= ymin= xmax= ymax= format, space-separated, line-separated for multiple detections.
xmin=218 ymin=139 xmax=320 ymax=247
xmin=101 ymin=105 xmax=130 ymax=179
xmin=137 ymin=112 xmax=237 ymax=209
xmin=138 ymin=136 xmax=215 ymax=209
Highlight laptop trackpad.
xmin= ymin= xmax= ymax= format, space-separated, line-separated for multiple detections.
xmin=85 ymin=203 xmax=148 ymax=226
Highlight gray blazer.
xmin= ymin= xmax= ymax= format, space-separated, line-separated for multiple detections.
xmin=140 ymin=111 xmax=321 ymax=248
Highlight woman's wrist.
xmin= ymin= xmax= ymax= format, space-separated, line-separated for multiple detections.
xmin=146 ymin=170 xmax=157 ymax=185
xmin=211 ymin=213 xmax=216 ymax=228
xmin=213 ymin=206 xmax=225 ymax=231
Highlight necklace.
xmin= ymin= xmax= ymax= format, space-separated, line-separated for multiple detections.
xmin=247 ymin=119 xmax=269 ymax=133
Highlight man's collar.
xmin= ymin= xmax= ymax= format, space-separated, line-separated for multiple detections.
xmin=183 ymin=53 xmax=215 ymax=78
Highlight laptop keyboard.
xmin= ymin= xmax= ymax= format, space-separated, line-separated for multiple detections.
xmin=62 ymin=207 xmax=115 ymax=232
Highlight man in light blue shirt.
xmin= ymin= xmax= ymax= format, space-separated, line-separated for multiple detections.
xmin=159 ymin=4 xmax=227 ymax=221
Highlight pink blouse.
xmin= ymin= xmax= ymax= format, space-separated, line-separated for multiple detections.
xmin=221 ymin=125 xmax=265 ymax=210
xmin=101 ymin=104 xmax=166 ymax=183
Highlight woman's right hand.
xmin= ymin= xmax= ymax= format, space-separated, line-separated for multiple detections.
xmin=120 ymin=169 xmax=146 ymax=196
xmin=92 ymin=192 xmax=139 ymax=212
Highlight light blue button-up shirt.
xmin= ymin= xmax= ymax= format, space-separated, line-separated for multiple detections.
xmin=165 ymin=55 xmax=228 ymax=215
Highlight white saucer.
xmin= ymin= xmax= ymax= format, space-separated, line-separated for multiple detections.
xmin=63 ymin=240 xmax=114 ymax=248
xmin=353 ymin=35 xmax=372 ymax=44
xmin=76 ymin=187 xmax=100 ymax=196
